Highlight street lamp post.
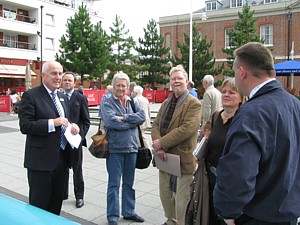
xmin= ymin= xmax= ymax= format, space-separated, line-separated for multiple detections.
xmin=188 ymin=1 xmax=207 ymax=81
xmin=37 ymin=5 xmax=43 ymax=83
xmin=189 ymin=3 xmax=193 ymax=81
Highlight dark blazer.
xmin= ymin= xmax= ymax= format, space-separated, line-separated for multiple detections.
xmin=68 ymin=91 xmax=90 ymax=147
xmin=19 ymin=85 xmax=69 ymax=171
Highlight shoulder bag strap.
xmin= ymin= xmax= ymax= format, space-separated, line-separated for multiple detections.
xmin=129 ymin=97 xmax=145 ymax=148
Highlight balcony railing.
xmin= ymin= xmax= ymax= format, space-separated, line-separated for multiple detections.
xmin=0 ymin=39 xmax=37 ymax=51
xmin=0 ymin=10 xmax=37 ymax=24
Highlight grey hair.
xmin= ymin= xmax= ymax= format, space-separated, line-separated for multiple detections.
xmin=106 ymin=85 xmax=113 ymax=93
xmin=112 ymin=71 xmax=130 ymax=88
xmin=203 ymin=75 xmax=214 ymax=84
xmin=188 ymin=80 xmax=195 ymax=88
xmin=133 ymin=85 xmax=144 ymax=96
xmin=42 ymin=61 xmax=62 ymax=73
xmin=130 ymin=82 xmax=137 ymax=87
xmin=169 ymin=64 xmax=188 ymax=78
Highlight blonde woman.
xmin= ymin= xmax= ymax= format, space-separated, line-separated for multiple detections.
xmin=186 ymin=78 xmax=246 ymax=225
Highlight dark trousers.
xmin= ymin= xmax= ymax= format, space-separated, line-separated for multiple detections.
xmin=64 ymin=147 xmax=84 ymax=200
xmin=27 ymin=151 xmax=68 ymax=215
xmin=235 ymin=214 xmax=298 ymax=225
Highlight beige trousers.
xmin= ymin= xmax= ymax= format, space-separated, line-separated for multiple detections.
xmin=159 ymin=170 xmax=193 ymax=225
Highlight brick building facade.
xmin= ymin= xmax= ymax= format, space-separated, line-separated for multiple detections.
xmin=159 ymin=0 xmax=300 ymax=95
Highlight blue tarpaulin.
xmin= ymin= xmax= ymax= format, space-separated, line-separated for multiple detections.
xmin=274 ymin=60 xmax=300 ymax=75
xmin=0 ymin=194 xmax=80 ymax=225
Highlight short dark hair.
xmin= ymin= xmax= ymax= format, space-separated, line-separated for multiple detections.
xmin=234 ymin=42 xmax=275 ymax=78
xmin=62 ymin=71 xmax=76 ymax=81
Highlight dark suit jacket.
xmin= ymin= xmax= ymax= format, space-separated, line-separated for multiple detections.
xmin=68 ymin=91 xmax=90 ymax=147
xmin=19 ymin=85 xmax=69 ymax=171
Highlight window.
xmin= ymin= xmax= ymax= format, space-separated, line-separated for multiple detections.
xmin=165 ymin=34 xmax=171 ymax=48
xmin=15 ymin=79 xmax=20 ymax=87
xmin=264 ymin=0 xmax=277 ymax=3
xmin=260 ymin=24 xmax=273 ymax=46
xmin=3 ymin=8 xmax=17 ymax=20
xmin=206 ymin=2 xmax=217 ymax=11
xmin=4 ymin=35 xmax=17 ymax=48
xmin=45 ymin=14 xmax=54 ymax=26
xmin=198 ymin=31 xmax=203 ymax=40
xmin=231 ymin=0 xmax=243 ymax=8
xmin=225 ymin=28 xmax=235 ymax=48
xmin=45 ymin=38 xmax=54 ymax=49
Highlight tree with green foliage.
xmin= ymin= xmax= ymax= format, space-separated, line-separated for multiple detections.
xmin=88 ymin=22 xmax=111 ymax=80
xmin=174 ymin=23 xmax=219 ymax=87
xmin=222 ymin=4 xmax=262 ymax=76
xmin=55 ymin=4 xmax=110 ymax=82
xmin=134 ymin=19 xmax=170 ymax=87
xmin=105 ymin=15 xmax=140 ymax=84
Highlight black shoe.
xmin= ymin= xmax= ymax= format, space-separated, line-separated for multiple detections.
xmin=124 ymin=214 xmax=144 ymax=222
xmin=108 ymin=221 xmax=118 ymax=225
xmin=75 ymin=199 xmax=84 ymax=208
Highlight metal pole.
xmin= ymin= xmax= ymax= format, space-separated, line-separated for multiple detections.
xmin=189 ymin=0 xmax=193 ymax=81
xmin=287 ymin=12 xmax=291 ymax=61
xmin=40 ymin=5 xmax=43 ymax=82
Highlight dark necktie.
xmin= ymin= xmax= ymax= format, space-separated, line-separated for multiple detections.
xmin=50 ymin=92 xmax=67 ymax=150
xmin=65 ymin=92 xmax=71 ymax=100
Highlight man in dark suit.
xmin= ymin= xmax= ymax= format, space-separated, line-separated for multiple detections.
xmin=18 ymin=61 xmax=80 ymax=215
xmin=62 ymin=72 xmax=90 ymax=208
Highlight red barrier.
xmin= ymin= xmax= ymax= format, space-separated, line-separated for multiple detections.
xmin=165 ymin=90 xmax=173 ymax=99
xmin=98 ymin=90 xmax=106 ymax=104
xmin=82 ymin=89 xmax=173 ymax=105
xmin=143 ymin=90 xmax=155 ymax=103
xmin=83 ymin=90 xmax=100 ymax=106
xmin=155 ymin=90 xmax=165 ymax=103
xmin=0 ymin=96 xmax=11 ymax=112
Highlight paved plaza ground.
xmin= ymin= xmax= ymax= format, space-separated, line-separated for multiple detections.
xmin=0 ymin=103 xmax=164 ymax=225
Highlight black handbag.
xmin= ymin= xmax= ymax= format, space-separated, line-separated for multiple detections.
xmin=130 ymin=98 xmax=152 ymax=169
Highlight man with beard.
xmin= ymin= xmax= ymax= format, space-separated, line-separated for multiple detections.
xmin=151 ymin=65 xmax=201 ymax=225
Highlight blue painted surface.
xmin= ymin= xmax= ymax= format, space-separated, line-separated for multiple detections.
xmin=0 ymin=194 xmax=80 ymax=225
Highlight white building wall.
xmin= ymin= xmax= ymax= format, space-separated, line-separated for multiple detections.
xmin=0 ymin=0 xmax=101 ymax=62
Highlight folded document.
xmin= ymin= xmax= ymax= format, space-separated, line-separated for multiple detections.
xmin=154 ymin=153 xmax=181 ymax=177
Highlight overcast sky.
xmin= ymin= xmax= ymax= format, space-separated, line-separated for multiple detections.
xmin=94 ymin=0 xmax=205 ymax=41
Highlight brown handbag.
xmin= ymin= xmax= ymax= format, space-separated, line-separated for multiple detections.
xmin=88 ymin=120 xmax=109 ymax=158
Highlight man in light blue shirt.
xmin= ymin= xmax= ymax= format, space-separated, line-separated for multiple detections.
xmin=187 ymin=81 xmax=198 ymax=98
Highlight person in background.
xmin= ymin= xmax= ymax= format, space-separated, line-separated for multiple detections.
xmin=129 ymin=82 xmax=137 ymax=97
xmin=100 ymin=72 xmax=146 ymax=225
xmin=9 ymin=88 xmax=21 ymax=113
xmin=76 ymin=84 xmax=84 ymax=94
xmin=98 ymin=85 xmax=113 ymax=117
xmin=151 ymin=65 xmax=201 ymax=225
xmin=62 ymin=72 xmax=90 ymax=208
xmin=133 ymin=85 xmax=151 ymax=150
xmin=200 ymin=75 xmax=222 ymax=136
xmin=214 ymin=42 xmax=300 ymax=225
xmin=187 ymin=80 xmax=198 ymax=98
xmin=18 ymin=61 xmax=80 ymax=215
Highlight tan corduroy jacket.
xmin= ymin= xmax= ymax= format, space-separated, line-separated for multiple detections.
xmin=151 ymin=91 xmax=201 ymax=174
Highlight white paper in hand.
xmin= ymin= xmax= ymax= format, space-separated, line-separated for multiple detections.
xmin=64 ymin=123 xmax=81 ymax=149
